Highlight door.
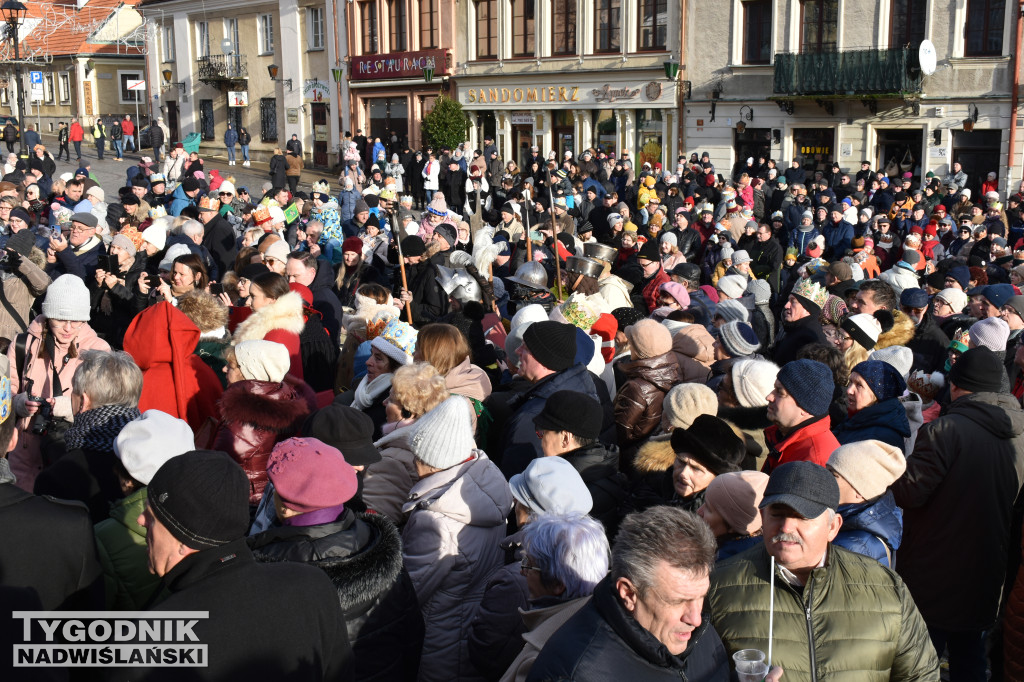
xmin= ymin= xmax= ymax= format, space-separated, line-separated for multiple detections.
xmin=167 ymin=102 xmax=180 ymax=144
xmin=792 ymin=127 xmax=834 ymax=176
xmin=875 ymin=128 xmax=922 ymax=182
xmin=312 ymin=103 xmax=328 ymax=167
xmin=228 ymin=107 xmax=243 ymax=135
xmin=952 ymin=130 xmax=1001 ymax=199
xmin=734 ymin=127 xmax=772 ymax=176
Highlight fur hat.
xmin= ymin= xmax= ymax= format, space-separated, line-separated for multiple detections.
xmin=828 ymin=440 xmax=906 ymax=500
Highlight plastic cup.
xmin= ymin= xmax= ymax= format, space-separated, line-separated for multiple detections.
xmin=733 ymin=649 xmax=768 ymax=682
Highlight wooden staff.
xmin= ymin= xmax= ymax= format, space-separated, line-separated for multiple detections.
xmin=546 ymin=164 xmax=563 ymax=301
xmin=391 ymin=206 xmax=413 ymax=324
xmin=523 ymin=186 xmax=532 ymax=262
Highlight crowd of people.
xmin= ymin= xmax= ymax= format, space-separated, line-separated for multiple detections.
xmin=3 ymin=129 xmax=1024 ymax=682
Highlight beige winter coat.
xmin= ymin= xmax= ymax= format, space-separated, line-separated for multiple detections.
xmin=671 ymin=324 xmax=715 ymax=383
xmin=0 ymin=254 xmax=50 ymax=342
xmin=499 ymin=597 xmax=591 ymax=682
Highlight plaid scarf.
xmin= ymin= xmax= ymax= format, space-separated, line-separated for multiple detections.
xmin=63 ymin=404 xmax=141 ymax=452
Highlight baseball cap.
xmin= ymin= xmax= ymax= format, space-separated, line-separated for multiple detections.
xmin=759 ymin=461 xmax=840 ymax=519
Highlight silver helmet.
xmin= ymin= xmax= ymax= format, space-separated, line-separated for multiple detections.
xmin=565 ymin=256 xmax=605 ymax=279
xmin=436 ymin=265 xmax=483 ymax=304
xmin=506 ymin=261 xmax=548 ymax=289
xmin=582 ymin=242 xmax=618 ymax=264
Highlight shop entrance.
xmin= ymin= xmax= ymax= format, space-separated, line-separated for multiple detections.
xmin=312 ymin=103 xmax=328 ymax=167
xmin=366 ymin=97 xmax=408 ymax=154
xmin=875 ymin=128 xmax=922 ymax=182
xmin=734 ymin=127 xmax=771 ymax=176
xmin=792 ymin=128 xmax=835 ymax=177
xmin=166 ymin=102 xmax=180 ymax=146
xmin=636 ymin=109 xmax=664 ymax=167
xmin=952 ymin=130 xmax=1001 ymax=199
xmin=553 ymin=111 xmax=574 ymax=160
xmin=512 ymin=122 xmax=533 ymax=167
xmin=593 ymin=110 xmax=616 ymax=154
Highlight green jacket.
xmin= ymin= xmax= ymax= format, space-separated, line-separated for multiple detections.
xmin=94 ymin=487 xmax=162 ymax=610
xmin=706 ymin=543 xmax=938 ymax=682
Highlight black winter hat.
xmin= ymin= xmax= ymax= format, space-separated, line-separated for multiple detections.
xmin=146 ymin=450 xmax=250 ymax=549
xmin=670 ymin=414 xmax=745 ymax=475
xmin=533 ymin=390 xmax=603 ymax=440
xmin=302 ymin=402 xmax=382 ymax=466
xmin=401 ymin=235 xmax=426 ymax=257
xmin=949 ymin=346 xmax=1005 ymax=394
xmin=637 ymin=238 xmax=661 ymax=262
xmin=181 ymin=177 xmax=201 ymax=192
xmin=523 ymin=321 xmax=578 ymax=372
xmin=131 ymin=175 xmax=149 ymax=188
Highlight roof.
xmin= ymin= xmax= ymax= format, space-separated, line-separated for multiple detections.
xmin=19 ymin=0 xmax=146 ymax=59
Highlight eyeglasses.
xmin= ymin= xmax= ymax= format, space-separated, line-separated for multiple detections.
xmin=520 ymin=557 xmax=543 ymax=574
xmin=49 ymin=319 xmax=85 ymax=330
xmin=70 ymin=225 xmax=95 ymax=233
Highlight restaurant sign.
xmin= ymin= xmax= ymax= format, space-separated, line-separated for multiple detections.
xmin=349 ymin=49 xmax=449 ymax=81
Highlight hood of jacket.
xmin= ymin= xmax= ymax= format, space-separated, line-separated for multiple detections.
xmin=563 ymin=442 xmax=621 ymax=483
xmin=718 ymin=403 xmax=773 ymax=432
xmin=248 ymin=509 xmax=404 ymax=612
xmin=310 ymin=258 xmax=336 ymax=294
xmin=522 ymin=363 xmax=596 ymax=404
xmin=107 ymin=486 xmax=149 ymax=540
xmin=841 ymin=397 xmax=911 ymax=438
xmin=837 ymin=491 xmax=903 ymax=552
xmin=123 ymin=301 xmax=200 ymax=369
xmin=218 ymin=379 xmax=312 ymax=432
xmin=444 ymin=356 xmax=492 ymax=403
xmin=672 ymin=324 xmax=715 ymax=366
xmin=946 ymin=391 xmax=1024 ymax=440
xmin=619 ymin=351 xmax=683 ymax=392
xmin=232 ymin=292 xmax=305 ymax=344
xmin=403 ymin=451 xmax=511 ymax=528
xmin=875 ymin=309 xmax=916 ymax=349
xmin=633 ymin=433 xmax=674 ymax=474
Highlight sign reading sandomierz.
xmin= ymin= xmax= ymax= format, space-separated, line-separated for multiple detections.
xmin=13 ymin=611 xmax=209 ymax=667
xmin=349 ymin=49 xmax=449 ymax=81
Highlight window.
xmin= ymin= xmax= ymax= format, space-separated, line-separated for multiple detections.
xmin=512 ymin=0 xmax=535 ymax=56
xmin=552 ymin=0 xmax=576 ymax=55
xmin=59 ymin=73 xmax=71 ymax=103
xmin=259 ymin=14 xmax=275 ymax=54
xmin=309 ymin=7 xmax=325 ymax=50
xmin=889 ymin=0 xmax=925 ymax=47
xmin=476 ymin=0 xmax=498 ymax=58
xmin=388 ymin=0 xmax=406 ymax=52
xmin=361 ymin=1 xmax=379 ymax=53
xmin=196 ymin=21 xmax=210 ymax=58
xmin=44 ymin=74 xmax=54 ymax=104
xmin=419 ymin=0 xmax=438 ymax=48
xmin=800 ymin=0 xmax=837 ymax=53
xmin=260 ymin=97 xmax=278 ymax=142
xmin=224 ymin=18 xmax=240 ymax=53
xmin=594 ymin=0 xmax=621 ymax=53
xmin=163 ymin=24 xmax=175 ymax=62
xmin=119 ymin=72 xmax=143 ymax=103
xmin=743 ymin=0 xmax=772 ymax=64
xmin=638 ymin=0 xmax=666 ymax=50
xmin=965 ymin=0 xmax=1005 ymax=56
xmin=200 ymin=100 xmax=215 ymax=140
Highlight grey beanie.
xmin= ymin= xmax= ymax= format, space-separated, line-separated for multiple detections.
xmin=747 ymin=279 xmax=772 ymax=305
xmin=411 ymin=396 xmax=477 ymax=470
xmin=43 ymin=274 xmax=91 ymax=322
xmin=715 ymin=298 xmax=750 ymax=324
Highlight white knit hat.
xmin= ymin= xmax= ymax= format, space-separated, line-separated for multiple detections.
xmin=718 ymin=274 xmax=747 ymax=300
xmin=43 ymin=274 xmax=91 ymax=322
xmin=731 ymin=358 xmax=780 ymax=408
xmin=869 ymin=345 xmax=914 ymax=380
xmin=661 ymin=383 xmax=718 ymax=431
xmin=158 ymin=242 xmax=193 ymax=270
xmin=970 ymin=317 xmax=1010 ymax=352
xmin=234 ymin=340 xmax=290 ymax=382
xmin=936 ymin=288 xmax=969 ymax=314
xmin=142 ymin=223 xmax=168 ymax=251
xmin=411 ymin=395 xmax=477 ymax=470
xmin=114 ymin=410 xmax=196 ymax=485
xmin=827 ymin=439 xmax=906 ymax=500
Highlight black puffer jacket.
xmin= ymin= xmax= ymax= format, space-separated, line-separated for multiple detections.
xmin=249 ymin=508 xmax=424 ymax=681
xmin=527 ymin=575 xmax=731 ymax=681
xmin=561 ymin=443 xmax=628 ymax=537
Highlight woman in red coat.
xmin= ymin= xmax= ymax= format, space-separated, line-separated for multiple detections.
xmin=213 ymin=339 xmax=316 ymax=507
xmin=230 ymin=272 xmax=306 ymax=379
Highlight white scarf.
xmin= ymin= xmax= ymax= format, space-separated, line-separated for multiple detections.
xmin=352 ymin=372 xmax=392 ymax=411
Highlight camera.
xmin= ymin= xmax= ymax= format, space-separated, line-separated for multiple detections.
xmin=31 ymin=401 xmax=53 ymax=436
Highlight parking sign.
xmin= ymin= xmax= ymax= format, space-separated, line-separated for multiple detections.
xmin=29 ymin=71 xmax=42 ymax=85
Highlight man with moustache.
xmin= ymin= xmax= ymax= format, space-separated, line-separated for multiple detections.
xmin=706 ymin=461 xmax=938 ymax=680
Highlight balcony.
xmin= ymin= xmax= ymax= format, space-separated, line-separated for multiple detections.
xmin=773 ymin=47 xmax=923 ymax=98
xmin=197 ymin=55 xmax=247 ymax=86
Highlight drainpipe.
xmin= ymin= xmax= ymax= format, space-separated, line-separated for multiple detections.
xmin=1009 ymin=1 xmax=1024 ymax=194
xmin=678 ymin=0 xmax=687 ymax=155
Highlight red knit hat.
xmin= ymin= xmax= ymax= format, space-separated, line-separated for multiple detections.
xmin=342 ymin=236 xmax=363 ymax=254
xmin=590 ymin=313 xmax=618 ymax=363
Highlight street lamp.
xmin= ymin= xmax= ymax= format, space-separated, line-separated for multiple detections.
xmin=268 ymin=64 xmax=292 ymax=91
xmin=1 ymin=0 xmax=27 ymax=157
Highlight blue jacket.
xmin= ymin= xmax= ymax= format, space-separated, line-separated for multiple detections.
xmin=23 ymin=130 xmax=41 ymax=150
xmin=224 ymin=127 xmax=238 ymax=147
xmin=822 ymin=219 xmax=854 ymax=258
xmin=337 ymin=188 xmax=360 ymax=223
xmin=783 ymin=200 xmax=812 ymax=232
xmin=788 ymin=226 xmax=821 ymax=254
xmin=833 ymin=398 xmax=910 ymax=451
xmin=834 ymin=492 xmax=903 ymax=568
xmin=582 ymin=177 xmax=606 ymax=200
xmin=499 ymin=364 xmax=600 ymax=479
xmin=716 ymin=535 xmax=762 ymax=563
xmin=167 ymin=184 xmax=196 ymax=217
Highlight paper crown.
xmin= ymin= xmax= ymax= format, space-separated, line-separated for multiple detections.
xmin=379 ymin=188 xmax=396 ymax=201
xmin=198 ymin=195 xmax=219 ymax=211
xmin=366 ymin=308 xmax=398 ymax=341
xmin=149 ymin=173 xmax=166 ymax=183
xmin=950 ymin=327 xmax=971 ymax=352
xmin=378 ymin=318 xmax=418 ymax=359
xmin=552 ymin=293 xmax=602 ymax=332
xmin=148 ymin=205 xmax=167 ymax=219
xmin=311 ymin=179 xmax=330 ymax=195
xmin=792 ymin=277 xmax=829 ymax=309
xmin=253 ymin=205 xmax=273 ymax=225
xmin=118 ymin=224 xmax=145 ymax=250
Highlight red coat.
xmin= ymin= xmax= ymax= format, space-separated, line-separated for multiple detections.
xmin=212 ymin=377 xmax=316 ymax=505
xmin=123 ymin=302 xmax=223 ymax=433
xmin=69 ymin=122 xmax=84 ymax=142
xmin=230 ymin=293 xmax=306 ymax=380
xmin=121 ymin=118 xmax=135 ymax=136
xmin=640 ymin=267 xmax=671 ymax=313
xmin=762 ymin=416 xmax=839 ymax=473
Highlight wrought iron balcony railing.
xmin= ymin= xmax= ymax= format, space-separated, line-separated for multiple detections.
xmin=197 ymin=55 xmax=247 ymax=85
xmin=773 ymin=47 xmax=923 ymax=97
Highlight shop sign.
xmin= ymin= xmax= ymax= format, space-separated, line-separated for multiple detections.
xmin=228 ymin=91 xmax=248 ymax=107
xmin=349 ymin=49 xmax=449 ymax=81
xmin=314 ymin=125 xmax=328 ymax=142
xmin=286 ymin=108 xmax=299 ymax=124
xmin=461 ymin=80 xmax=673 ymax=108
xmin=304 ymin=80 xmax=330 ymax=102
xmin=510 ymin=113 xmax=534 ymax=125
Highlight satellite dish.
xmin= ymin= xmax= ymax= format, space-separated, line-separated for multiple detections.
xmin=918 ymin=40 xmax=937 ymax=76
